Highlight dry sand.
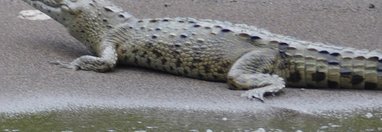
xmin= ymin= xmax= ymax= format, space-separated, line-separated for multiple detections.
xmin=1 ymin=0 xmax=381 ymax=115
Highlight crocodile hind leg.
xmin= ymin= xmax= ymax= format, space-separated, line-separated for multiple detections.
xmin=50 ymin=40 xmax=118 ymax=72
xmin=227 ymin=49 xmax=285 ymax=101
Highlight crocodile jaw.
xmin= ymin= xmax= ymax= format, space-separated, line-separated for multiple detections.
xmin=22 ymin=0 xmax=82 ymax=26
xmin=22 ymin=0 xmax=62 ymax=17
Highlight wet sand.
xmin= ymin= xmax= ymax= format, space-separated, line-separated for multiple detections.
xmin=1 ymin=0 xmax=382 ymax=115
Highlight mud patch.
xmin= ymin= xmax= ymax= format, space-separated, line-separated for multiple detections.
xmin=18 ymin=10 xmax=51 ymax=20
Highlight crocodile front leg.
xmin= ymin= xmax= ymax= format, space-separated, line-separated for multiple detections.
xmin=227 ymin=49 xmax=285 ymax=101
xmin=50 ymin=40 xmax=118 ymax=72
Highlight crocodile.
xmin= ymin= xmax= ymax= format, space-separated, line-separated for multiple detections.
xmin=21 ymin=0 xmax=382 ymax=101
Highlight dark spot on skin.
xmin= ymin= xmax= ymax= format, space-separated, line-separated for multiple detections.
xmin=104 ymin=7 xmax=113 ymax=12
xmin=161 ymin=58 xmax=167 ymax=65
xmin=340 ymin=68 xmax=352 ymax=76
xmin=221 ymin=29 xmax=231 ymax=32
xmin=307 ymin=48 xmax=318 ymax=52
xmin=287 ymin=72 xmax=301 ymax=82
xmin=152 ymin=35 xmax=158 ymax=39
xmin=138 ymin=20 xmax=143 ymax=23
xmin=279 ymin=42 xmax=289 ymax=46
xmin=174 ymin=44 xmax=181 ymax=47
xmin=328 ymin=60 xmax=340 ymax=65
xmin=368 ymin=56 xmax=379 ymax=61
xmin=238 ymin=33 xmax=250 ymax=38
xmin=47 ymin=10 xmax=51 ymax=13
xmin=194 ymin=51 xmax=201 ymax=55
xmin=214 ymin=25 xmax=222 ymax=28
xmin=330 ymin=52 xmax=340 ymax=56
xmin=365 ymin=82 xmax=378 ymax=90
xmin=369 ymin=4 xmax=376 ymax=9
xmin=162 ymin=19 xmax=169 ymax=22
xmin=149 ymin=19 xmax=158 ymax=23
xmin=140 ymin=27 xmax=145 ymax=30
xmin=180 ymin=34 xmax=187 ymax=38
xmin=204 ymin=27 xmax=212 ymax=29
xmin=106 ymin=25 xmax=113 ymax=29
xmin=188 ymin=21 xmax=196 ymax=24
xmin=287 ymin=47 xmax=297 ymax=50
xmin=118 ymin=14 xmax=125 ymax=18
xmin=155 ymin=28 xmax=161 ymax=31
xmin=250 ymin=36 xmax=261 ymax=40
xmin=312 ymin=72 xmax=326 ymax=82
xmin=327 ymin=80 xmax=339 ymax=88
xmin=355 ymin=56 xmax=366 ymax=60
xmin=193 ymin=24 xmax=201 ymax=28
xmin=102 ymin=19 xmax=108 ymax=23
xmin=278 ymin=43 xmax=289 ymax=52
xmin=178 ymin=20 xmax=185 ymax=23
xmin=319 ymin=50 xmax=329 ymax=54
xmin=170 ymin=66 xmax=174 ymax=71
xmin=351 ymin=75 xmax=364 ymax=85
xmin=80 ymin=30 xmax=85 ymax=33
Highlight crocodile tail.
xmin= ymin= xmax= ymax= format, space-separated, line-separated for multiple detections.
xmin=284 ymin=43 xmax=382 ymax=90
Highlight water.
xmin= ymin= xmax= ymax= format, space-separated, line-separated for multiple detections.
xmin=1 ymin=108 xmax=381 ymax=131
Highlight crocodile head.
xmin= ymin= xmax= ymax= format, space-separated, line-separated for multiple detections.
xmin=22 ymin=0 xmax=94 ymax=26
xmin=22 ymin=0 xmax=132 ymax=25
xmin=22 ymin=0 xmax=135 ymax=47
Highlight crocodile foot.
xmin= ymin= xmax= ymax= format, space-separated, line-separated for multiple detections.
xmin=241 ymin=83 xmax=284 ymax=102
xmin=49 ymin=60 xmax=79 ymax=70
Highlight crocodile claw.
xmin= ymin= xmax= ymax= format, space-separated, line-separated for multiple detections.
xmin=48 ymin=60 xmax=78 ymax=70
xmin=241 ymin=89 xmax=266 ymax=102
xmin=241 ymin=84 xmax=284 ymax=102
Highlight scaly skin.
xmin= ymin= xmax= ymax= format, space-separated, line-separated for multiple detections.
xmin=22 ymin=0 xmax=382 ymax=101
